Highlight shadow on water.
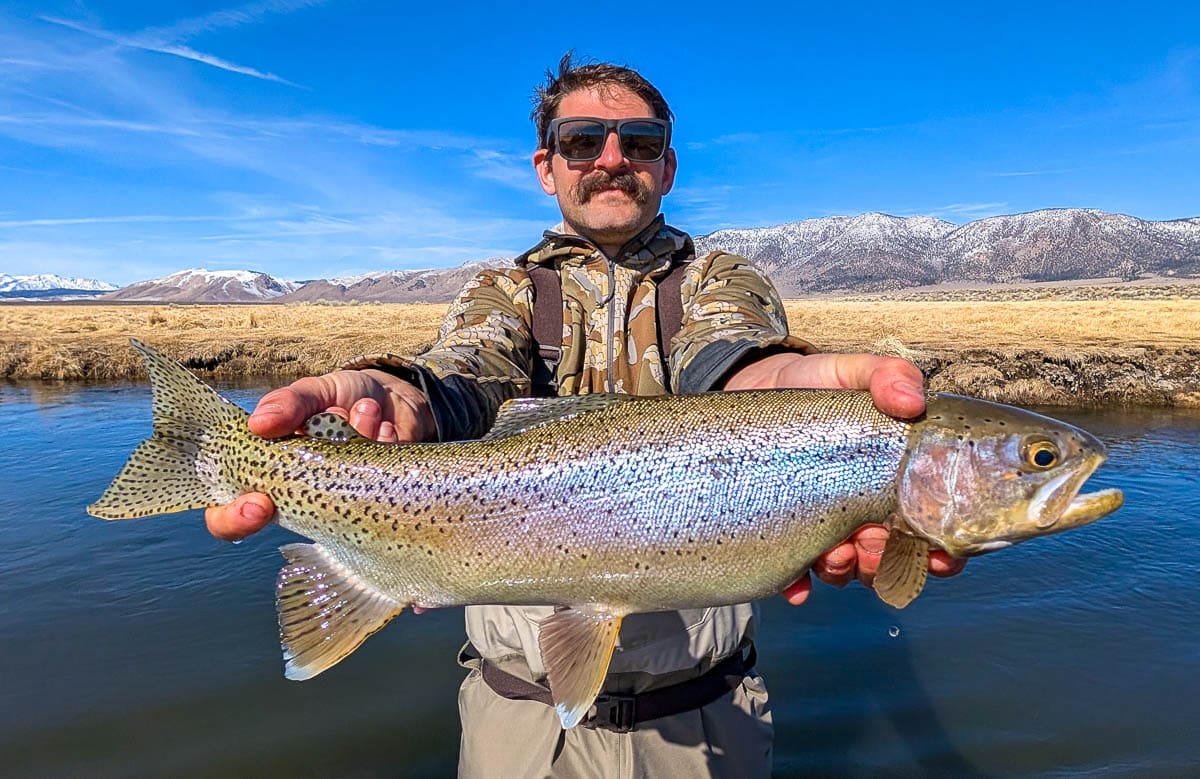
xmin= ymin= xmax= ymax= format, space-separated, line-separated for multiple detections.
xmin=612 ymin=606 xmax=991 ymax=778
xmin=759 ymin=593 xmax=993 ymax=779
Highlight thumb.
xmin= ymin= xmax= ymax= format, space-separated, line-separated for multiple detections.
xmin=248 ymin=378 xmax=338 ymax=437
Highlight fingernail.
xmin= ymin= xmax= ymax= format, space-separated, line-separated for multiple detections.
xmin=354 ymin=400 xmax=375 ymax=415
xmin=250 ymin=402 xmax=281 ymax=421
xmin=241 ymin=502 xmax=269 ymax=523
xmin=895 ymin=380 xmax=922 ymax=399
xmin=856 ymin=537 xmax=886 ymax=556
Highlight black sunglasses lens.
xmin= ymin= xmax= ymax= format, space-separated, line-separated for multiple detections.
xmin=618 ymin=121 xmax=667 ymax=161
xmin=555 ymin=120 xmax=606 ymax=160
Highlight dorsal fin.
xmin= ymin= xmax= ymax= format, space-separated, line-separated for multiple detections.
xmin=304 ymin=412 xmax=367 ymax=443
xmin=483 ymin=394 xmax=632 ymax=440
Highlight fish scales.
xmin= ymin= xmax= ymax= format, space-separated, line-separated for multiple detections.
xmin=237 ymin=390 xmax=909 ymax=611
xmin=89 ymin=340 xmax=1123 ymax=730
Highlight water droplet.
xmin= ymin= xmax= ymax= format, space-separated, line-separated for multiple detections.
xmin=888 ymin=625 xmax=901 ymax=638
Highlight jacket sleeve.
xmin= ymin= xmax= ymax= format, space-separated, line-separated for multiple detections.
xmin=343 ymin=268 xmax=535 ymax=441
xmin=672 ymin=251 xmax=817 ymax=393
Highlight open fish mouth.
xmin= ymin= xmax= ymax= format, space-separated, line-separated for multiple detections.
xmin=1060 ymin=488 xmax=1124 ymax=528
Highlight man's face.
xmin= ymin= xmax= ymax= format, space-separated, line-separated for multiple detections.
xmin=533 ymin=86 xmax=677 ymax=251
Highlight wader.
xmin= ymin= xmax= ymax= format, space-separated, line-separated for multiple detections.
xmin=456 ymin=642 xmax=773 ymax=778
xmin=455 ymin=253 xmax=773 ymax=778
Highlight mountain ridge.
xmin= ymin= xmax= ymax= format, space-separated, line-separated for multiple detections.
xmin=18 ymin=207 xmax=1194 ymax=304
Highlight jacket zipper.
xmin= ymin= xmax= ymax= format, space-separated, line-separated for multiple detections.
xmin=606 ymin=258 xmax=617 ymax=393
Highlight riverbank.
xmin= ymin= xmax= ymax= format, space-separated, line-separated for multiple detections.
xmin=2 ymin=297 xmax=1196 ymax=406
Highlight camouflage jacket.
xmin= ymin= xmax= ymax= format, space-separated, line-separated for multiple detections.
xmin=348 ymin=216 xmax=816 ymax=684
xmin=348 ymin=215 xmax=815 ymax=442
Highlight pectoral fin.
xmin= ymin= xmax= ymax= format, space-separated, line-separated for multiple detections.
xmin=537 ymin=607 xmax=623 ymax=729
xmin=276 ymin=543 xmax=404 ymax=680
xmin=874 ymin=525 xmax=931 ymax=609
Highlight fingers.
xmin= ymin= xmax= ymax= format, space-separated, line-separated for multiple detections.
xmin=865 ymin=357 xmax=926 ymax=420
xmin=812 ymin=540 xmax=857 ymax=588
xmin=723 ymin=352 xmax=926 ymax=420
xmin=825 ymin=352 xmax=926 ymax=420
xmin=319 ymin=399 xmax=407 ymax=443
xmin=929 ymin=550 xmax=967 ymax=578
xmin=205 ymin=493 xmax=275 ymax=541
xmin=800 ymin=524 xmax=966 ymax=604
xmin=248 ymin=379 xmax=338 ymax=438
xmin=781 ymin=573 xmax=813 ymax=606
xmin=348 ymin=398 xmax=385 ymax=438
xmin=849 ymin=525 xmax=889 ymax=587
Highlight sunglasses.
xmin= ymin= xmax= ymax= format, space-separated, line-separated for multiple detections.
xmin=546 ymin=116 xmax=672 ymax=163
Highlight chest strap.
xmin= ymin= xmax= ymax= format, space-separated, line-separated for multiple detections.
xmin=526 ymin=261 xmax=689 ymax=395
xmin=478 ymin=643 xmax=756 ymax=733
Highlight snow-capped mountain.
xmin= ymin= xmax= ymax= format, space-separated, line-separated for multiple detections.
xmin=695 ymin=208 xmax=1200 ymax=295
xmin=15 ymin=209 xmax=1200 ymax=304
xmin=280 ymin=258 xmax=512 ymax=304
xmin=0 ymin=273 xmax=118 ymax=299
xmin=103 ymin=269 xmax=299 ymax=302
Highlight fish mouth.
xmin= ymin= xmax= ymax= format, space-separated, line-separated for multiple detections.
xmin=1027 ymin=444 xmax=1122 ymax=531
xmin=1059 ymin=488 xmax=1124 ymax=528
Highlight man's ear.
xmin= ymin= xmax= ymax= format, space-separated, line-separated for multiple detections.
xmin=533 ymin=148 xmax=556 ymax=195
xmin=659 ymin=147 xmax=678 ymax=195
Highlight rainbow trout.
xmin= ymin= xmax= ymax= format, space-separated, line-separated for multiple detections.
xmin=90 ymin=340 xmax=1122 ymax=729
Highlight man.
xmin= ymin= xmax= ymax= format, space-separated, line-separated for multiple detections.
xmin=207 ymin=55 xmax=964 ymax=777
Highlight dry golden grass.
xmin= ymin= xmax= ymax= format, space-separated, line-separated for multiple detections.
xmin=0 ymin=302 xmax=446 ymax=380
xmin=783 ymin=299 xmax=1197 ymax=352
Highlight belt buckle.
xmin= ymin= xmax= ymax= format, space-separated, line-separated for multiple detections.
xmin=586 ymin=693 xmax=637 ymax=733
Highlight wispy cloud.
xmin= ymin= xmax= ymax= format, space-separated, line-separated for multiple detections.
xmin=41 ymin=15 xmax=296 ymax=85
xmin=913 ymin=202 xmax=1010 ymax=220
xmin=465 ymin=149 xmax=542 ymax=193
xmin=990 ymin=168 xmax=1073 ymax=177
xmin=0 ymin=57 xmax=55 ymax=68
xmin=150 ymin=0 xmax=328 ymax=40
xmin=0 ymin=214 xmax=239 ymax=228
xmin=0 ymin=113 xmax=207 ymax=137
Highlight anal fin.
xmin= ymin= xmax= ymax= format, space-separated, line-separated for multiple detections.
xmin=277 ymin=543 xmax=404 ymax=680
xmin=874 ymin=524 xmax=931 ymax=609
xmin=537 ymin=607 xmax=623 ymax=729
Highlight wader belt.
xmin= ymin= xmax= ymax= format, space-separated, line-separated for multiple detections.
xmin=526 ymin=260 xmax=689 ymax=396
xmin=478 ymin=644 xmax=757 ymax=733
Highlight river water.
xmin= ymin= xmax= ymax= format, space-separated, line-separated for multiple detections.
xmin=1 ymin=382 xmax=1196 ymax=777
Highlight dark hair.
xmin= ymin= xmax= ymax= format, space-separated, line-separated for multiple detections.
xmin=532 ymin=52 xmax=673 ymax=148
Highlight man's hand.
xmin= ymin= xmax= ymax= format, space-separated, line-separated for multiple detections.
xmin=204 ymin=369 xmax=435 ymax=541
xmin=723 ymin=351 xmax=926 ymax=419
xmin=724 ymin=351 xmax=966 ymax=605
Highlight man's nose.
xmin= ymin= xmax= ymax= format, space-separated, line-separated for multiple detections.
xmin=593 ymin=129 xmax=627 ymax=171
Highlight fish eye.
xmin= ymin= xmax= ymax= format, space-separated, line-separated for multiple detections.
xmin=1023 ymin=439 xmax=1061 ymax=470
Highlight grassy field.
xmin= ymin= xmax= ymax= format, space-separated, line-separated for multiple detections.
xmin=1 ymin=297 xmax=1196 ymax=405
xmin=0 ymin=302 xmax=446 ymax=380
xmin=781 ymin=298 xmax=1196 ymax=351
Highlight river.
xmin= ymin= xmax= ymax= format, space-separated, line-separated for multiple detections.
xmin=1 ymin=382 xmax=1196 ymax=777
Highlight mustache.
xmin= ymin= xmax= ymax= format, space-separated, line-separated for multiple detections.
xmin=576 ymin=172 xmax=649 ymax=204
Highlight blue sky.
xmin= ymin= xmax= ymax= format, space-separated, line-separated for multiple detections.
xmin=1 ymin=1 xmax=1197 ymax=285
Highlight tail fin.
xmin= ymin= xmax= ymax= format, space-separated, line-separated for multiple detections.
xmin=88 ymin=339 xmax=249 ymax=519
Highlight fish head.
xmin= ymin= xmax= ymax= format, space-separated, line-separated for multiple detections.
xmin=897 ymin=394 xmax=1123 ymax=557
